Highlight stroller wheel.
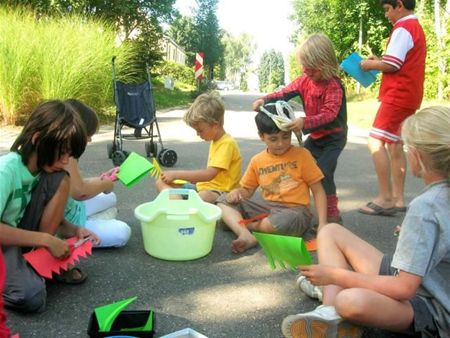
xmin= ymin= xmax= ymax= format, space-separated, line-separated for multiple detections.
xmin=112 ymin=150 xmax=127 ymax=166
xmin=107 ymin=143 xmax=114 ymax=159
xmin=158 ymin=149 xmax=177 ymax=167
xmin=145 ymin=141 xmax=158 ymax=158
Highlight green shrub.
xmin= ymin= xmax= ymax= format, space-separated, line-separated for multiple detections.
xmin=0 ymin=6 xmax=138 ymax=124
xmin=153 ymin=60 xmax=196 ymax=88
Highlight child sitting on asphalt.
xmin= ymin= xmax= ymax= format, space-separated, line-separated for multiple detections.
xmin=0 ymin=250 xmax=10 ymax=337
xmin=156 ymin=91 xmax=242 ymax=203
xmin=0 ymin=100 xmax=98 ymax=312
xmin=216 ymin=102 xmax=327 ymax=253
xmin=282 ymin=106 xmax=450 ymax=338
xmin=63 ymin=99 xmax=131 ymax=249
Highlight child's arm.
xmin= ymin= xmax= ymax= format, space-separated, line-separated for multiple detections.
xmin=160 ymin=167 xmax=220 ymax=184
xmin=225 ymin=186 xmax=255 ymax=204
xmin=300 ymin=264 xmax=422 ymax=301
xmin=309 ymin=181 xmax=327 ymax=230
xmin=64 ymin=157 xmax=113 ymax=200
xmin=0 ymin=223 xmax=71 ymax=259
xmin=360 ymin=56 xmax=397 ymax=73
xmin=57 ymin=219 xmax=101 ymax=245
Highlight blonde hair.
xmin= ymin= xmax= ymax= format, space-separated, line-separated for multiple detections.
xmin=402 ymin=106 xmax=450 ymax=176
xmin=183 ymin=91 xmax=225 ymax=126
xmin=297 ymin=33 xmax=339 ymax=80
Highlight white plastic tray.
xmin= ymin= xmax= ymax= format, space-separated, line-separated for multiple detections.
xmin=159 ymin=327 xmax=208 ymax=338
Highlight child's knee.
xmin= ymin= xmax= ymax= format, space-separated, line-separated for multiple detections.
xmin=93 ymin=220 xmax=131 ymax=248
xmin=335 ymin=288 xmax=369 ymax=321
xmin=254 ymin=218 xmax=276 ymax=233
xmin=317 ymin=222 xmax=342 ymax=241
xmin=115 ymin=222 xmax=132 ymax=247
xmin=4 ymin=282 xmax=47 ymax=313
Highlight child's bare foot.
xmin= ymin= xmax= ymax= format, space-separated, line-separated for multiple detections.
xmin=231 ymin=233 xmax=257 ymax=253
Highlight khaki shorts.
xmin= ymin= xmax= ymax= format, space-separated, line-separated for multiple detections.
xmin=217 ymin=194 xmax=313 ymax=238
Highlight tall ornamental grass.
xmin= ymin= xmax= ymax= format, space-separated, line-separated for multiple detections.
xmin=0 ymin=6 xmax=138 ymax=124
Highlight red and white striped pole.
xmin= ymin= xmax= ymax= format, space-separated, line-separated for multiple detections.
xmin=195 ymin=51 xmax=204 ymax=90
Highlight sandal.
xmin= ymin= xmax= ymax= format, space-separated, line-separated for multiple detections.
xmin=358 ymin=202 xmax=396 ymax=216
xmin=54 ymin=267 xmax=87 ymax=284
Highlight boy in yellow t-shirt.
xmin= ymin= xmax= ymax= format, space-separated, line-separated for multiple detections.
xmin=217 ymin=102 xmax=327 ymax=253
xmin=156 ymin=91 xmax=242 ymax=203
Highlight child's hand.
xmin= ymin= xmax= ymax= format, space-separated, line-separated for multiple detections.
xmin=252 ymin=99 xmax=264 ymax=111
xmin=287 ymin=117 xmax=304 ymax=132
xmin=47 ymin=236 xmax=71 ymax=259
xmin=100 ymin=167 xmax=120 ymax=182
xmin=160 ymin=171 xmax=176 ymax=184
xmin=299 ymin=264 xmax=334 ymax=286
xmin=226 ymin=190 xmax=242 ymax=204
xmin=76 ymin=228 xmax=101 ymax=246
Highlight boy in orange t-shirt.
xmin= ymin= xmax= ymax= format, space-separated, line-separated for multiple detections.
xmin=217 ymin=102 xmax=327 ymax=253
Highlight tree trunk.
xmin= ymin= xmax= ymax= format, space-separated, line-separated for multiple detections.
xmin=417 ymin=0 xmax=425 ymax=16
xmin=434 ymin=0 xmax=445 ymax=100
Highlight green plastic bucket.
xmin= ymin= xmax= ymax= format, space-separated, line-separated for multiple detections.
xmin=134 ymin=189 xmax=222 ymax=261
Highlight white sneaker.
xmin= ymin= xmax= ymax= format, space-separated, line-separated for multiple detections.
xmin=296 ymin=275 xmax=323 ymax=302
xmin=281 ymin=305 xmax=362 ymax=338
xmin=87 ymin=207 xmax=118 ymax=220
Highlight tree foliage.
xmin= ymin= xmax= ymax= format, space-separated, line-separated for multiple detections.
xmin=168 ymin=15 xmax=197 ymax=64
xmin=291 ymin=0 xmax=387 ymax=60
xmin=222 ymin=32 xmax=255 ymax=89
xmin=258 ymin=49 xmax=285 ymax=92
xmin=290 ymin=0 xmax=450 ymax=100
xmin=194 ymin=0 xmax=223 ymax=80
xmin=168 ymin=0 xmax=223 ymax=81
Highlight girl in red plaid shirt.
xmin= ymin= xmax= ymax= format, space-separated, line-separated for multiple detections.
xmin=253 ymin=33 xmax=347 ymax=223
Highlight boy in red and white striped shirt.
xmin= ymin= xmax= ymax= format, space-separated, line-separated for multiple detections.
xmin=359 ymin=0 xmax=426 ymax=216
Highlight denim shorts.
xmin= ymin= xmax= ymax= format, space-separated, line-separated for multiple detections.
xmin=379 ymin=255 xmax=438 ymax=336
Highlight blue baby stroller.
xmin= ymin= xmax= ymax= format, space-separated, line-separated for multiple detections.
xmin=107 ymin=56 xmax=178 ymax=167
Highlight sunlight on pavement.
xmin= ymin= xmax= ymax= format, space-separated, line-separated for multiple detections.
xmin=160 ymin=281 xmax=294 ymax=320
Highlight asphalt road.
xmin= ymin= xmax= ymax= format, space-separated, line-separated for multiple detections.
xmin=2 ymin=91 xmax=422 ymax=337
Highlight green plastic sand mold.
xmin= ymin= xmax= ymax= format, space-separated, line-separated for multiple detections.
xmin=94 ymin=296 xmax=153 ymax=332
xmin=253 ymin=232 xmax=312 ymax=271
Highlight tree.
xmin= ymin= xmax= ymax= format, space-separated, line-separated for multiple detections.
xmin=167 ymin=0 xmax=224 ymax=82
xmin=258 ymin=49 xmax=285 ymax=92
xmin=290 ymin=0 xmax=450 ymax=100
xmin=193 ymin=0 xmax=223 ymax=80
xmin=431 ymin=0 xmax=449 ymax=100
xmin=168 ymin=15 xmax=198 ymax=64
xmin=290 ymin=0 xmax=387 ymax=60
xmin=222 ymin=32 xmax=255 ymax=89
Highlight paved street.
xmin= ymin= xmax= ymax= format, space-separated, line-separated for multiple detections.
xmin=2 ymin=92 xmax=421 ymax=337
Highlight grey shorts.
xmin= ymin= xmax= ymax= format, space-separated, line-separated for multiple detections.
xmin=3 ymin=171 xmax=67 ymax=313
xmin=217 ymin=195 xmax=313 ymax=237
xmin=379 ymin=255 xmax=439 ymax=337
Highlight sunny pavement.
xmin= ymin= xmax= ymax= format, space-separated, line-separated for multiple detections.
xmin=2 ymin=92 xmax=420 ymax=337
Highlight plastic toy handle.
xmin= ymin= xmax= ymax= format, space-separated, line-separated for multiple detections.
xmin=239 ymin=213 xmax=269 ymax=226
xmin=162 ymin=188 xmax=202 ymax=202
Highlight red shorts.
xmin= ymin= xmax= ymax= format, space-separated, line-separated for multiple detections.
xmin=369 ymin=102 xmax=416 ymax=143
